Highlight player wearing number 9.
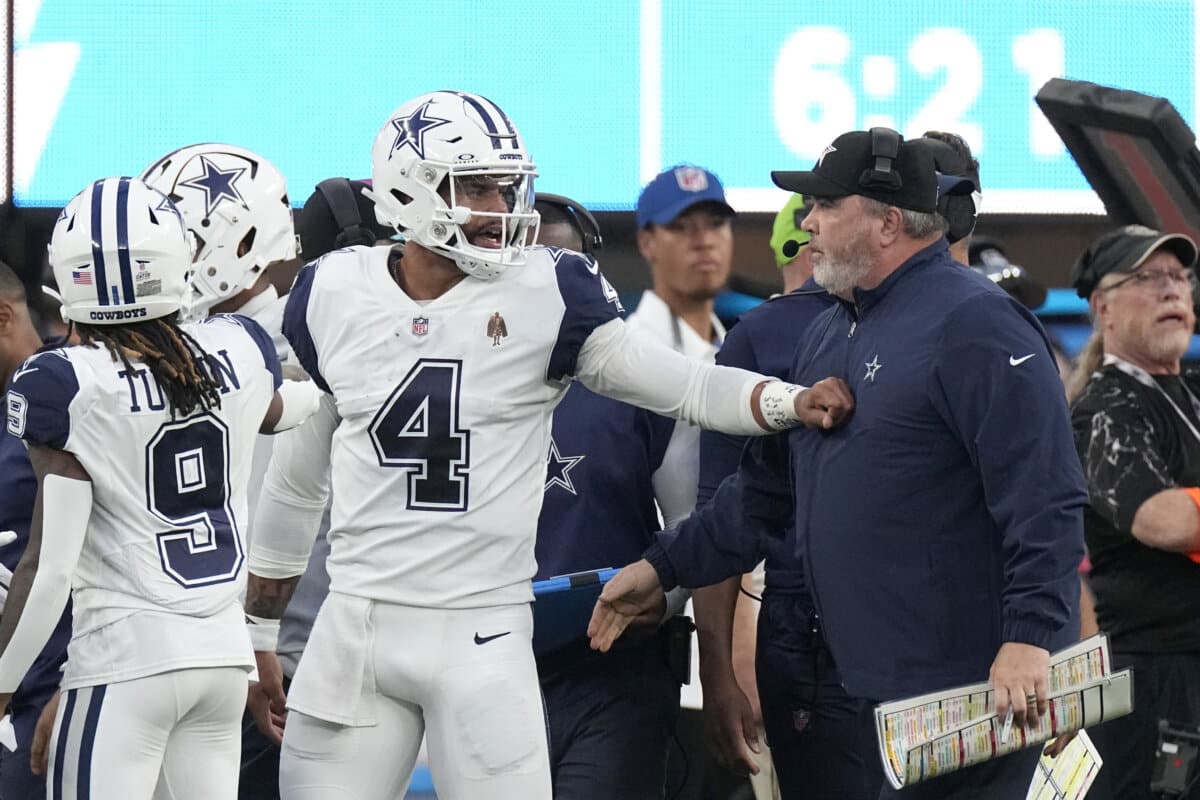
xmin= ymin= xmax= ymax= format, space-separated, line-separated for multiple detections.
xmin=0 ymin=177 xmax=319 ymax=800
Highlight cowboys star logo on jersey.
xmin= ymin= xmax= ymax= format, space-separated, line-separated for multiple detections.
xmin=178 ymin=155 xmax=247 ymax=217
xmin=389 ymin=100 xmax=452 ymax=161
xmin=544 ymin=438 xmax=585 ymax=495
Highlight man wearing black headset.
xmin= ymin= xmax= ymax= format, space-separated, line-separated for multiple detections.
xmin=590 ymin=128 xmax=1088 ymax=798
xmin=696 ymin=133 xmax=984 ymax=800
xmin=696 ymin=194 xmax=870 ymax=799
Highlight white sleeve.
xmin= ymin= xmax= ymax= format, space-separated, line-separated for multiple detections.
xmin=0 ymin=475 xmax=92 ymax=693
xmin=652 ymin=423 xmax=699 ymax=623
xmin=270 ymin=378 xmax=323 ymax=432
xmin=652 ymin=422 xmax=700 ymax=527
xmin=575 ymin=318 xmax=770 ymax=436
xmin=247 ymin=393 xmax=337 ymax=579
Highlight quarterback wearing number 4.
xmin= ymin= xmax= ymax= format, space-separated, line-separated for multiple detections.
xmin=0 ymin=178 xmax=319 ymax=800
xmin=246 ymin=90 xmax=854 ymax=800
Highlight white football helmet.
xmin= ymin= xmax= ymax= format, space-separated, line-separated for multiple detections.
xmin=369 ymin=91 xmax=539 ymax=280
xmin=48 ymin=177 xmax=193 ymax=324
xmin=142 ymin=143 xmax=296 ymax=316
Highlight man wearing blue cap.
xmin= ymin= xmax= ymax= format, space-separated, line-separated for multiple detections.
xmin=591 ymin=128 xmax=1088 ymax=798
xmin=628 ymin=165 xmax=760 ymax=799
xmin=629 ymin=164 xmax=735 ymax=356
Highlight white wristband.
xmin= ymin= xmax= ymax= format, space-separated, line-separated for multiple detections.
xmin=758 ymin=381 xmax=806 ymax=431
xmin=272 ymin=379 xmax=323 ymax=433
xmin=246 ymin=614 xmax=280 ymax=652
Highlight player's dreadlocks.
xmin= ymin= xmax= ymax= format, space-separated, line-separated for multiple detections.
xmin=74 ymin=315 xmax=224 ymax=417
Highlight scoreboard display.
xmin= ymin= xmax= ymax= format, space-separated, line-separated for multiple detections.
xmin=11 ymin=0 xmax=1197 ymax=212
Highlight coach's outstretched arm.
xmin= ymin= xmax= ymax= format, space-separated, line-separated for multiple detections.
xmin=574 ymin=319 xmax=853 ymax=434
xmin=589 ymin=434 xmax=794 ymax=652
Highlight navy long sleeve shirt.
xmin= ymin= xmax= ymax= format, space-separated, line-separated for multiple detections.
xmin=698 ymin=283 xmax=836 ymax=594
xmin=649 ymin=240 xmax=1086 ymax=701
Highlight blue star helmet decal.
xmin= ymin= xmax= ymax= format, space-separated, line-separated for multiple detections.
xmin=151 ymin=189 xmax=184 ymax=228
xmin=178 ymin=155 xmax=248 ymax=217
xmin=389 ymin=100 xmax=452 ymax=161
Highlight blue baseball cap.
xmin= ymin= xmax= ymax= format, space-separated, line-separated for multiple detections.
xmin=636 ymin=165 xmax=735 ymax=229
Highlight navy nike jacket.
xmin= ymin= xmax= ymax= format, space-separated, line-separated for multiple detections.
xmin=647 ymin=240 xmax=1086 ymax=701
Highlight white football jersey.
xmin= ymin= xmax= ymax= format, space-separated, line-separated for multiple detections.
xmin=284 ymin=244 xmax=622 ymax=608
xmin=6 ymin=314 xmax=280 ymax=688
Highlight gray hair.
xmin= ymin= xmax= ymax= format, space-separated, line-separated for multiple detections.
xmin=860 ymin=198 xmax=947 ymax=239
xmin=1066 ymin=331 xmax=1104 ymax=403
xmin=900 ymin=208 xmax=949 ymax=239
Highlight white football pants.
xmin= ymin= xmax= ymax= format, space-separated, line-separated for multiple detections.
xmin=280 ymin=601 xmax=551 ymax=800
xmin=47 ymin=666 xmax=246 ymax=799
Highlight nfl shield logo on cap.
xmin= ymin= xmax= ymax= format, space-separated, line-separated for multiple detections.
xmin=674 ymin=166 xmax=709 ymax=192
xmin=412 ymin=316 xmax=429 ymax=336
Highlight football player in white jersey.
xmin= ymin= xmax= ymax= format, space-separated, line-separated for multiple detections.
xmin=246 ymin=90 xmax=854 ymax=800
xmin=141 ymin=143 xmax=298 ymax=331
xmin=141 ymin=143 xmax=301 ymax=520
xmin=0 ymin=177 xmax=319 ymax=800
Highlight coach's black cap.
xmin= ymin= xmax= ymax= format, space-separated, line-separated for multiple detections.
xmin=771 ymin=128 xmax=945 ymax=214
xmin=1070 ymin=224 xmax=1199 ymax=299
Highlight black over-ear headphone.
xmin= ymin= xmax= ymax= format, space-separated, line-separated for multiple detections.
xmin=919 ymin=137 xmax=979 ymax=243
xmin=316 ymin=178 xmax=378 ymax=249
xmin=938 ymin=182 xmax=978 ymax=244
xmin=535 ymin=193 xmax=604 ymax=255
xmin=859 ymin=127 xmax=904 ymax=191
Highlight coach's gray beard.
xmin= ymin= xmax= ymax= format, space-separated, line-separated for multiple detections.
xmin=813 ymin=252 xmax=873 ymax=298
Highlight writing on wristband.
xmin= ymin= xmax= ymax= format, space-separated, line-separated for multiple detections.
xmin=758 ymin=381 xmax=805 ymax=431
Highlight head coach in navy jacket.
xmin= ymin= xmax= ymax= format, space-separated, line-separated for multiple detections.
xmin=590 ymin=128 xmax=1088 ymax=798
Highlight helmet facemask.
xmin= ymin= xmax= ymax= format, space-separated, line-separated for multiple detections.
xmin=435 ymin=168 xmax=539 ymax=280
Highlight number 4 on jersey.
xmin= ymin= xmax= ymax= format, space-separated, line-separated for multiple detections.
xmin=369 ymin=358 xmax=471 ymax=512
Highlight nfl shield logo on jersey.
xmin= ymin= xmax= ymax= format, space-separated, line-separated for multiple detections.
xmin=412 ymin=316 xmax=429 ymax=336
xmin=674 ymin=166 xmax=709 ymax=192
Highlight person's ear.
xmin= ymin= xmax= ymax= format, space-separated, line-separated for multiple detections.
xmin=1089 ymin=290 xmax=1108 ymax=327
xmin=637 ymin=227 xmax=656 ymax=263
xmin=878 ymin=206 xmax=904 ymax=247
